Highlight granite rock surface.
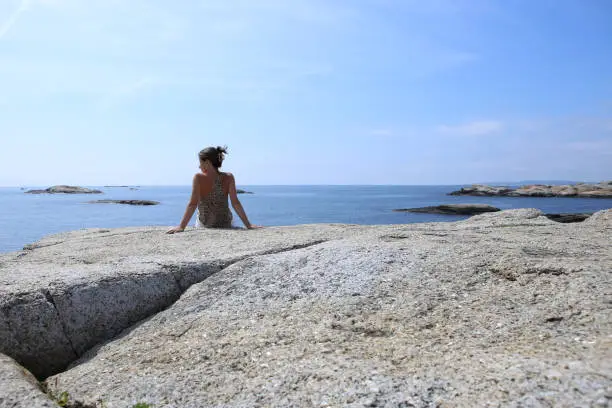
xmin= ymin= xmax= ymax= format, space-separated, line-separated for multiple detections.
xmin=0 ymin=209 xmax=610 ymax=407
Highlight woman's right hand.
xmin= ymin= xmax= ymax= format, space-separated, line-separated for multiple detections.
xmin=166 ymin=226 xmax=185 ymax=234
xmin=247 ymin=225 xmax=263 ymax=229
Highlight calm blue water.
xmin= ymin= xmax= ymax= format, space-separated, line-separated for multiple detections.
xmin=0 ymin=185 xmax=610 ymax=253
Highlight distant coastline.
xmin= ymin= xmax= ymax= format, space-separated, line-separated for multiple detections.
xmin=449 ymin=181 xmax=612 ymax=198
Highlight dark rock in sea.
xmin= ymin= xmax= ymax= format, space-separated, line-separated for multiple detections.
xmin=394 ymin=204 xmax=501 ymax=215
xmin=545 ymin=213 xmax=593 ymax=223
xmin=449 ymin=181 xmax=612 ymax=198
xmin=104 ymin=186 xmax=141 ymax=189
xmin=88 ymin=200 xmax=159 ymax=206
xmin=237 ymin=189 xmax=253 ymax=194
xmin=25 ymin=185 xmax=103 ymax=194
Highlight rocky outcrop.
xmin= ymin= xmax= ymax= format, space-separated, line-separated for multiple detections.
xmin=0 ymin=225 xmax=352 ymax=379
xmin=449 ymin=181 xmax=612 ymax=198
xmin=394 ymin=204 xmax=500 ymax=215
xmin=0 ymin=354 xmax=56 ymax=407
xmin=1 ymin=209 xmax=611 ymax=407
xmin=24 ymin=185 xmax=103 ymax=194
xmin=87 ymin=200 xmax=159 ymax=206
xmin=236 ymin=189 xmax=253 ymax=194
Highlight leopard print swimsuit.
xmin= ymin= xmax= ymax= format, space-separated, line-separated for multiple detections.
xmin=196 ymin=173 xmax=233 ymax=228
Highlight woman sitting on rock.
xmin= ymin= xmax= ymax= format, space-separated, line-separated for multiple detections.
xmin=167 ymin=146 xmax=260 ymax=233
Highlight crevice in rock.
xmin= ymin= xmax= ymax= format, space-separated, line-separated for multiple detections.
xmin=42 ymin=290 xmax=79 ymax=359
xmin=254 ymin=240 xmax=328 ymax=257
xmin=19 ymin=238 xmax=331 ymax=382
xmin=22 ymin=241 xmax=63 ymax=251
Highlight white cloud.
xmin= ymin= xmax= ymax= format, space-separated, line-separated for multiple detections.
xmin=436 ymin=120 xmax=503 ymax=136
xmin=0 ymin=0 xmax=30 ymax=40
xmin=564 ymin=140 xmax=612 ymax=154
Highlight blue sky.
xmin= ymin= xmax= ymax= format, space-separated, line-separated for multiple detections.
xmin=0 ymin=0 xmax=610 ymax=186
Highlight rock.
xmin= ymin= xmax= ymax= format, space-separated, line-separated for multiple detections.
xmin=449 ymin=181 xmax=612 ymax=198
xmin=87 ymin=200 xmax=159 ymax=206
xmin=0 ymin=225 xmax=353 ymax=379
xmin=545 ymin=213 xmax=592 ymax=223
xmin=465 ymin=207 xmax=546 ymax=223
xmin=1 ymin=209 xmax=611 ymax=406
xmin=394 ymin=204 xmax=500 ymax=215
xmin=236 ymin=189 xmax=253 ymax=194
xmin=24 ymin=185 xmax=103 ymax=194
xmin=448 ymin=184 xmax=514 ymax=196
xmin=104 ymin=186 xmax=140 ymax=190
xmin=0 ymin=353 xmax=56 ymax=407
xmin=584 ymin=209 xmax=612 ymax=226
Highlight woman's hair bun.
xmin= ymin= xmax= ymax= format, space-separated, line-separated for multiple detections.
xmin=199 ymin=145 xmax=229 ymax=169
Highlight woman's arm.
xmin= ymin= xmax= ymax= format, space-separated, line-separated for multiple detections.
xmin=228 ymin=173 xmax=260 ymax=229
xmin=167 ymin=174 xmax=200 ymax=234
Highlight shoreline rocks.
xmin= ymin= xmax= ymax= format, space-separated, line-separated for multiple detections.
xmin=25 ymin=185 xmax=103 ymax=194
xmin=394 ymin=204 xmax=500 ymax=215
xmin=1 ymin=209 xmax=610 ymax=406
xmin=449 ymin=181 xmax=612 ymax=198
xmin=87 ymin=200 xmax=159 ymax=206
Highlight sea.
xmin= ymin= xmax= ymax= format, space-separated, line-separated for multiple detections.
xmin=1 ymin=185 xmax=611 ymax=254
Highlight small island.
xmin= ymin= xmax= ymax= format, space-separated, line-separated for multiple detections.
xmin=449 ymin=181 xmax=612 ymax=198
xmin=87 ymin=200 xmax=159 ymax=206
xmin=237 ymin=189 xmax=253 ymax=194
xmin=25 ymin=185 xmax=103 ymax=194
xmin=104 ymin=186 xmax=141 ymax=190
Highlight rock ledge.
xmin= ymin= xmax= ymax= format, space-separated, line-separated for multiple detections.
xmin=0 ymin=209 xmax=610 ymax=407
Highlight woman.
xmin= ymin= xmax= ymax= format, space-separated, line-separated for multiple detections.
xmin=167 ymin=146 xmax=260 ymax=233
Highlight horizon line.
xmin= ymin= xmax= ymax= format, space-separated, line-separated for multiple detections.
xmin=1 ymin=179 xmax=606 ymax=188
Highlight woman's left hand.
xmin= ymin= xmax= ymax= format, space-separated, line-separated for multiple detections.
xmin=166 ymin=226 xmax=185 ymax=234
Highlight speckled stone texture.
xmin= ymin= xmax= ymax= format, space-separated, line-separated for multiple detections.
xmin=1 ymin=209 xmax=610 ymax=407
xmin=0 ymin=354 xmax=55 ymax=408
